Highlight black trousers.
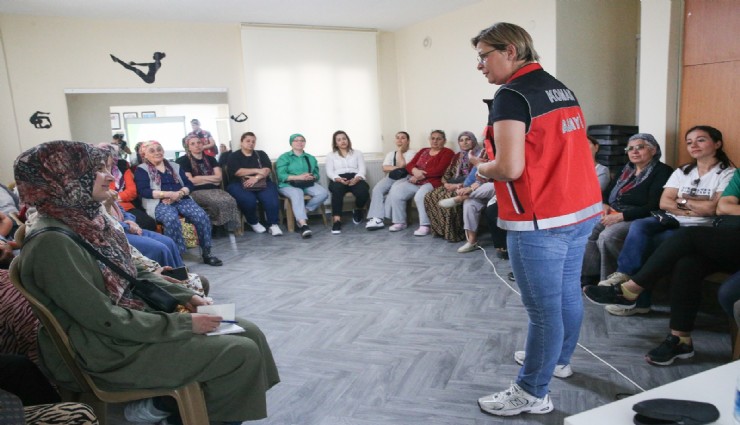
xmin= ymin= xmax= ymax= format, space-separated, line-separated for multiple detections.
xmin=328 ymin=180 xmax=370 ymax=216
xmin=126 ymin=207 xmax=157 ymax=231
xmin=483 ymin=202 xmax=508 ymax=250
xmin=631 ymin=227 xmax=740 ymax=332
xmin=0 ymin=355 xmax=60 ymax=405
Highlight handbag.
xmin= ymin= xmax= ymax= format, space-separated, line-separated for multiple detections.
xmin=241 ymin=153 xmax=268 ymax=191
xmin=180 ymin=218 xmax=199 ymax=249
xmin=650 ymin=210 xmax=680 ymax=229
xmin=387 ymin=153 xmax=409 ymax=180
xmin=25 ymin=227 xmax=180 ymax=313
xmin=288 ymin=156 xmax=315 ymax=188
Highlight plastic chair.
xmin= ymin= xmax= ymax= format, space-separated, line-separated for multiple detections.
xmin=9 ymin=258 xmax=209 ymax=425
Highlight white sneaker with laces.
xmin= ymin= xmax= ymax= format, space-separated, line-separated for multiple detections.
xmin=124 ymin=398 xmax=170 ymax=423
xmin=438 ymin=197 xmax=459 ymax=208
xmin=605 ymin=304 xmax=650 ymax=316
xmin=457 ymin=242 xmax=479 ymax=253
xmin=478 ymin=382 xmax=553 ymax=417
xmin=513 ymin=351 xmax=573 ymax=378
xmin=268 ymin=224 xmax=283 ymax=236
xmin=249 ymin=222 xmax=267 ymax=233
xmin=598 ymin=272 xmax=630 ymax=287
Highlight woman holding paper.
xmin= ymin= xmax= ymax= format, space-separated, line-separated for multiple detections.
xmin=14 ymin=141 xmax=279 ymax=425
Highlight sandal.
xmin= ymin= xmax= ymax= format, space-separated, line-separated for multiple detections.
xmin=496 ymin=248 xmax=509 ymax=260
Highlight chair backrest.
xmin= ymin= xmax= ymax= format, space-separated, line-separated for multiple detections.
xmin=9 ymin=257 xmax=97 ymax=394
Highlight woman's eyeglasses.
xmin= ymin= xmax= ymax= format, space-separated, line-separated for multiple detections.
xmin=624 ymin=144 xmax=647 ymax=152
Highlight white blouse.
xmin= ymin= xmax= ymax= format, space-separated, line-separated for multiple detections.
xmin=325 ymin=150 xmax=367 ymax=180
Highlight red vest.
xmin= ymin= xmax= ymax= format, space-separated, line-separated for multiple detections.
xmin=485 ymin=64 xmax=601 ymax=230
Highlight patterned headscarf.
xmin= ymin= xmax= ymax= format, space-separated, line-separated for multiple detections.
xmin=14 ymin=141 xmax=145 ymax=310
xmin=98 ymin=143 xmax=124 ymax=190
xmin=608 ymin=133 xmax=663 ymax=206
xmin=141 ymin=141 xmax=183 ymax=187
xmin=183 ymin=136 xmax=214 ymax=177
xmin=456 ymin=131 xmax=482 ymax=178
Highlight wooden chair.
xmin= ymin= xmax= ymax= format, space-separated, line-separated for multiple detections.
xmin=9 ymin=257 xmax=209 ymax=425
xmin=272 ymin=165 xmax=328 ymax=233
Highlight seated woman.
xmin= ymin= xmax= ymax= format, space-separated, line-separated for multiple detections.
xmin=585 ymin=168 xmax=740 ymax=364
xmin=134 ymin=141 xmax=222 ymax=266
xmin=226 ymin=132 xmax=282 ymax=236
xmin=325 ymin=130 xmax=370 ymax=234
xmin=177 ymin=136 xmax=241 ymax=234
xmin=14 ymin=141 xmax=278 ymax=425
xmin=424 ymin=131 xmax=484 ymax=242
xmin=275 ymin=134 xmax=329 ymax=238
xmin=113 ymin=143 xmax=157 ymax=231
xmin=366 ymin=131 xmax=416 ymax=230
xmin=589 ymin=136 xmax=611 ymax=191
xmin=595 ymin=125 xmax=736 ymax=315
xmin=386 ymin=130 xmax=455 ymax=235
xmin=581 ymin=133 xmax=673 ymax=286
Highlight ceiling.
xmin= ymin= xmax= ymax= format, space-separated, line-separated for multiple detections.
xmin=0 ymin=0 xmax=482 ymax=31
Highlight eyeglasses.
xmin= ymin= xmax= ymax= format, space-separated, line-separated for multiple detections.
xmin=477 ymin=49 xmax=497 ymax=65
xmin=624 ymin=144 xmax=648 ymax=152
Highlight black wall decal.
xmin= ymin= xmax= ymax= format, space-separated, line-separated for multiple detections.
xmin=110 ymin=52 xmax=166 ymax=84
xmin=230 ymin=113 xmax=248 ymax=122
xmin=30 ymin=111 xmax=52 ymax=129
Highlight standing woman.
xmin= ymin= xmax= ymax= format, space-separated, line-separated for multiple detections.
xmin=275 ymin=134 xmax=329 ymax=238
xmin=366 ymin=131 xmax=416 ymax=230
xmin=423 ymin=131 xmax=484 ymax=242
xmin=325 ymin=130 xmax=370 ymax=234
xmin=385 ymin=130 xmax=454 ymax=235
xmin=472 ymin=23 xmax=601 ymax=416
xmin=177 ymin=136 xmax=241 ymax=234
xmin=134 ymin=141 xmax=222 ymax=266
xmin=226 ymin=132 xmax=282 ymax=236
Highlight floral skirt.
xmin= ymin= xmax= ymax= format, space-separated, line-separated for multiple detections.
xmin=189 ymin=189 xmax=241 ymax=231
xmin=424 ymin=186 xmax=465 ymax=242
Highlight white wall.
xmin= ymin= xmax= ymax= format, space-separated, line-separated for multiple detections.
xmin=0 ymin=15 xmax=245 ymax=182
xmin=391 ymin=0 xmax=557 ymax=152
xmin=556 ymin=0 xmax=640 ymax=128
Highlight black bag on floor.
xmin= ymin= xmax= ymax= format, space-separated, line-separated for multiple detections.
xmin=632 ymin=398 xmax=719 ymax=425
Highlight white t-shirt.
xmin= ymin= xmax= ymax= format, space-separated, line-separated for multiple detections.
xmin=664 ymin=163 xmax=735 ymax=226
xmin=382 ymin=149 xmax=417 ymax=167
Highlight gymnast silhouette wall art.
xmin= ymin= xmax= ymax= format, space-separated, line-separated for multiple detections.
xmin=110 ymin=52 xmax=166 ymax=84
xmin=29 ymin=111 xmax=52 ymax=129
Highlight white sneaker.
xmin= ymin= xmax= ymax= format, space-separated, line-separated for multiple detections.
xmin=268 ymin=224 xmax=283 ymax=236
xmin=513 ymin=351 xmax=573 ymax=378
xmin=124 ymin=398 xmax=170 ymax=423
xmin=249 ymin=222 xmax=267 ymax=233
xmin=605 ymin=304 xmax=650 ymax=316
xmin=413 ymin=225 xmax=430 ymax=236
xmin=598 ymin=272 xmax=630 ymax=287
xmin=457 ymin=242 xmax=479 ymax=253
xmin=478 ymin=382 xmax=553 ymax=417
xmin=365 ymin=217 xmax=384 ymax=230
xmin=389 ymin=223 xmax=407 ymax=232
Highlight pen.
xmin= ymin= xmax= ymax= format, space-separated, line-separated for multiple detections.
xmin=220 ymin=320 xmax=238 ymax=324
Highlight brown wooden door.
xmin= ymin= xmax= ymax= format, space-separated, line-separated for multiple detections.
xmin=678 ymin=0 xmax=740 ymax=166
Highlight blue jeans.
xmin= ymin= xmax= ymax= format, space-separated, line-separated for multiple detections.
xmin=126 ymin=229 xmax=184 ymax=268
xmin=277 ymin=184 xmax=329 ymax=223
xmin=227 ymin=180 xmax=281 ymax=226
xmin=509 ymin=216 xmax=597 ymax=398
xmin=616 ymin=217 xmax=678 ymax=275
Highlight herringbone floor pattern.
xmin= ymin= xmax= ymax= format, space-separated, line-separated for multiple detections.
xmin=110 ymin=216 xmax=731 ymax=424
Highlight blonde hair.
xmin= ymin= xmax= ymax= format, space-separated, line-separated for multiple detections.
xmin=471 ymin=22 xmax=539 ymax=62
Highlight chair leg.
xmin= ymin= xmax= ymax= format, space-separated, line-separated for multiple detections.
xmin=172 ymin=382 xmax=210 ymax=425
xmin=285 ymin=199 xmax=295 ymax=233
xmin=730 ymin=317 xmax=740 ymax=360
xmin=320 ymin=205 xmax=328 ymax=228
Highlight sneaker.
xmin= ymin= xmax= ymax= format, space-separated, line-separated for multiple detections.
xmin=605 ymin=304 xmax=651 ymax=316
xmin=268 ymin=224 xmax=283 ymax=236
xmin=645 ymin=334 xmax=694 ymax=366
xmin=457 ymin=242 xmax=479 ymax=253
xmin=583 ymin=283 xmax=637 ymax=308
xmin=413 ymin=225 xmax=430 ymax=236
xmin=389 ymin=223 xmax=407 ymax=232
xmin=513 ymin=351 xmax=573 ymax=378
xmin=598 ymin=272 xmax=631 ymax=287
xmin=249 ymin=222 xmax=267 ymax=233
xmin=352 ymin=209 xmax=364 ymax=224
xmin=438 ymin=197 xmax=459 ymax=208
xmin=366 ymin=217 xmax=384 ymax=230
xmin=332 ymin=221 xmax=342 ymax=234
xmin=124 ymin=398 xmax=170 ymax=423
xmin=478 ymin=382 xmax=553 ymax=417
xmin=299 ymin=224 xmax=312 ymax=238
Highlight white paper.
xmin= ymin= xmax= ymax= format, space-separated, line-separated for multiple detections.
xmin=197 ymin=303 xmax=244 ymax=336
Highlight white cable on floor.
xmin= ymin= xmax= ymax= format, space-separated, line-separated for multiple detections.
xmin=479 ymin=245 xmax=647 ymax=393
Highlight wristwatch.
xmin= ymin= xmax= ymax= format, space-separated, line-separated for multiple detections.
xmin=676 ymin=198 xmax=689 ymax=210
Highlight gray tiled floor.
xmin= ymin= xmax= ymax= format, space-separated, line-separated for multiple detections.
xmin=109 ymin=216 xmax=732 ymax=424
